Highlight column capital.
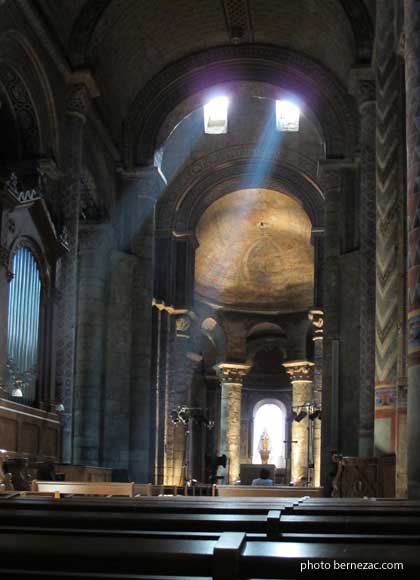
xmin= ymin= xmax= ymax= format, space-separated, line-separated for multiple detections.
xmin=283 ymin=360 xmax=314 ymax=383
xmin=152 ymin=298 xmax=188 ymax=316
xmin=349 ymin=67 xmax=375 ymax=108
xmin=308 ymin=308 xmax=324 ymax=341
xmin=66 ymin=71 xmax=99 ymax=120
xmin=317 ymin=159 xmax=342 ymax=190
xmin=117 ymin=165 xmax=166 ymax=202
xmin=214 ymin=362 xmax=250 ymax=384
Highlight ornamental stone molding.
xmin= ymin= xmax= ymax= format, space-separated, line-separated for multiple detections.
xmin=283 ymin=360 xmax=314 ymax=383
xmin=156 ymin=145 xmax=324 ymax=233
xmin=214 ymin=362 xmax=250 ymax=384
xmin=0 ymin=64 xmax=40 ymax=157
xmin=124 ymin=44 xmax=358 ymax=166
xmin=308 ymin=308 xmax=324 ymax=340
xmin=222 ymin=0 xmax=254 ymax=44
xmin=0 ymin=244 xmax=13 ymax=282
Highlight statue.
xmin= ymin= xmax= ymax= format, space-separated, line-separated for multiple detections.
xmin=258 ymin=428 xmax=271 ymax=464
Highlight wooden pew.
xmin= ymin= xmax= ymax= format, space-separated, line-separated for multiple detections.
xmin=31 ymin=480 xmax=134 ymax=497
xmin=215 ymin=484 xmax=323 ymax=497
xmin=0 ymin=527 xmax=418 ymax=579
xmin=2 ymin=495 xmax=420 ymax=542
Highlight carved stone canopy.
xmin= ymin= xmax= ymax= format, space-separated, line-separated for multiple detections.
xmin=283 ymin=360 xmax=314 ymax=383
xmin=214 ymin=362 xmax=251 ymax=385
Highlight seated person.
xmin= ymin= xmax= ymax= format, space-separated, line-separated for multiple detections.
xmin=252 ymin=468 xmax=273 ymax=486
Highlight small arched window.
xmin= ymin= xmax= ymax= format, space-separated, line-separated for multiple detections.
xmin=252 ymin=400 xmax=286 ymax=468
xmin=7 ymin=246 xmax=42 ymax=405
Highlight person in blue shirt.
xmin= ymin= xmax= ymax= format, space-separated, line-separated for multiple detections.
xmin=251 ymin=468 xmax=273 ymax=486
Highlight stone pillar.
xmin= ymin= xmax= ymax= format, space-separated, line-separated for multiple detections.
xmin=118 ymin=166 xmax=165 ymax=482
xmin=102 ymin=250 xmax=137 ymax=472
xmin=317 ymin=161 xmax=342 ymax=490
xmin=164 ymin=311 xmax=201 ymax=485
xmin=308 ymin=310 xmax=324 ymax=487
xmin=405 ymin=0 xmax=420 ymax=499
xmin=283 ymin=361 xmax=314 ymax=486
xmin=215 ymin=363 xmax=250 ymax=484
xmin=374 ymin=1 xmax=407 ymax=497
xmin=150 ymin=303 xmax=170 ymax=484
xmin=73 ymin=224 xmax=113 ymax=465
xmin=350 ymin=68 xmax=376 ymax=458
xmin=0 ymin=241 xmax=12 ymax=377
xmin=55 ymin=75 xmax=98 ymax=462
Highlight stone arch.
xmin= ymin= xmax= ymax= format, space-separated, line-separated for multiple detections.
xmin=156 ymin=145 xmax=324 ymax=234
xmin=8 ymin=234 xmax=50 ymax=292
xmin=0 ymin=30 xmax=60 ymax=161
xmin=124 ymin=44 xmax=358 ymax=166
xmin=154 ymin=146 xmax=322 ymax=308
xmin=246 ymin=323 xmax=287 ymax=364
xmin=338 ymin=0 xmax=374 ymax=63
xmin=68 ymin=0 xmax=111 ymax=68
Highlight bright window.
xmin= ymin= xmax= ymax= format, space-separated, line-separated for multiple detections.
xmin=253 ymin=402 xmax=286 ymax=467
xmin=204 ymin=96 xmax=229 ymax=134
xmin=276 ymin=100 xmax=300 ymax=132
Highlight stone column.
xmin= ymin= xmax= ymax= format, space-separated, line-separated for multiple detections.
xmin=73 ymin=224 xmax=113 ymax=465
xmin=165 ymin=311 xmax=200 ymax=485
xmin=374 ymin=2 xmax=407 ymax=499
xmin=308 ymin=310 xmax=324 ymax=487
xmin=317 ymin=161 xmax=342 ymax=490
xmin=350 ymin=68 xmax=376 ymax=458
xmin=215 ymin=363 xmax=250 ymax=484
xmin=283 ymin=361 xmax=314 ymax=486
xmin=55 ymin=74 xmax=98 ymax=462
xmin=405 ymin=0 xmax=420 ymax=499
xmin=118 ymin=166 xmax=165 ymax=482
xmin=102 ymin=251 xmax=137 ymax=472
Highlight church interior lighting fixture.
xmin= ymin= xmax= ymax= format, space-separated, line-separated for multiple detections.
xmin=294 ymin=409 xmax=307 ymax=422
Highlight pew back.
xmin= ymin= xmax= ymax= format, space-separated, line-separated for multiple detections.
xmin=215 ymin=485 xmax=323 ymax=497
xmin=31 ymin=480 xmax=134 ymax=496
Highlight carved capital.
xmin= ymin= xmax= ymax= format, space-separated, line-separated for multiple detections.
xmin=349 ymin=67 xmax=375 ymax=107
xmin=308 ymin=308 xmax=324 ymax=340
xmin=215 ymin=362 xmax=250 ymax=385
xmin=152 ymin=298 xmax=188 ymax=316
xmin=283 ymin=360 xmax=314 ymax=383
xmin=176 ymin=314 xmax=192 ymax=336
xmin=317 ymin=160 xmax=342 ymax=190
xmin=118 ymin=165 xmax=165 ymax=202
xmin=66 ymin=83 xmax=91 ymax=119
xmin=317 ymin=159 xmax=355 ymax=192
